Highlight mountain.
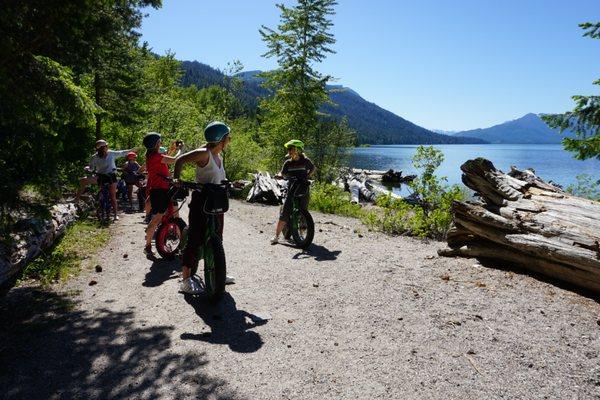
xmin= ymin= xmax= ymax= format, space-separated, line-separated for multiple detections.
xmin=180 ymin=63 xmax=486 ymax=145
xmin=450 ymin=113 xmax=577 ymax=144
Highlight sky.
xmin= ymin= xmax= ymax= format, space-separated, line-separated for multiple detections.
xmin=139 ymin=0 xmax=600 ymax=131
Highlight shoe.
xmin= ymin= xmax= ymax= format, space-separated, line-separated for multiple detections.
xmin=225 ymin=275 xmax=235 ymax=285
xmin=113 ymin=215 xmax=119 ymax=221
xmin=270 ymin=236 xmax=279 ymax=245
xmin=179 ymin=277 xmax=204 ymax=295
xmin=143 ymin=215 xmax=151 ymax=224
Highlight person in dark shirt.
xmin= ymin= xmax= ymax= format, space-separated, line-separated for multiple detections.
xmin=271 ymin=139 xmax=315 ymax=244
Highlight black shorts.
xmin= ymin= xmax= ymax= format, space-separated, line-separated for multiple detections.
xmin=150 ymin=188 xmax=170 ymax=214
xmin=97 ymin=173 xmax=117 ymax=186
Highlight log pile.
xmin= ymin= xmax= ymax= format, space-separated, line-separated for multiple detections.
xmin=438 ymin=158 xmax=600 ymax=293
xmin=246 ymin=172 xmax=285 ymax=205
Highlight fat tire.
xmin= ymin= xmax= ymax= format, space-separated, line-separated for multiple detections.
xmin=292 ymin=209 xmax=314 ymax=249
xmin=204 ymin=234 xmax=226 ymax=302
xmin=155 ymin=218 xmax=187 ymax=260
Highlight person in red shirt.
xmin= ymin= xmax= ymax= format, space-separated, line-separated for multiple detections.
xmin=142 ymin=132 xmax=183 ymax=257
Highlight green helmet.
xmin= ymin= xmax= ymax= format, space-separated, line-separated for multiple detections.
xmin=284 ymin=139 xmax=304 ymax=150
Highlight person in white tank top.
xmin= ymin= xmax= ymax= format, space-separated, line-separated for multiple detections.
xmin=173 ymin=121 xmax=233 ymax=295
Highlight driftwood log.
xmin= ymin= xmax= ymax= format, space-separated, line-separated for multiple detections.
xmin=439 ymin=158 xmax=600 ymax=293
xmin=246 ymin=172 xmax=285 ymax=205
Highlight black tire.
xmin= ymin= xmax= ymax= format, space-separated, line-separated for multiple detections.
xmin=155 ymin=218 xmax=187 ymax=260
xmin=204 ymin=234 xmax=226 ymax=302
xmin=292 ymin=209 xmax=314 ymax=249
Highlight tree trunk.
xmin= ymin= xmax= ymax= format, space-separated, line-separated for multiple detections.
xmin=438 ymin=158 xmax=600 ymax=293
xmin=94 ymin=72 xmax=102 ymax=140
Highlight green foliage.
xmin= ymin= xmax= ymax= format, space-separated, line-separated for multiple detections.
xmin=0 ymin=0 xmax=161 ymax=207
xmin=566 ymin=174 xmax=600 ymax=201
xmin=542 ymin=22 xmax=600 ymax=160
xmin=19 ymin=220 xmax=109 ymax=286
xmin=223 ymin=118 xmax=267 ymax=181
xmin=309 ymin=182 xmax=363 ymax=217
xmin=363 ymin=146 xmax=465 ymax=239
xmin=258 ymin=0 xmax=354 ymax=176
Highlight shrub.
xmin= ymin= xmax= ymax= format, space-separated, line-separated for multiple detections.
xmin=309 ymin=182 xmax=364 ymax=218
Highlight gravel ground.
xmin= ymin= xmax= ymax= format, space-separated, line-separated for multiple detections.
xmin=1 ymin=199 xmax=599 ymax=399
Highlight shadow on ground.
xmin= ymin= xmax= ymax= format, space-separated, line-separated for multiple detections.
xmin=181 ymin=293 xmax=267 ymax=353
xmin=291 ymin=243 xmax=341 ymax=261
xmin=0 ymin=287 xmax=240 ymax=399
xmin=143 ymin=258 xmax=182 ymax=287
xmin=476 ymin=257 xmax=600 ymax=303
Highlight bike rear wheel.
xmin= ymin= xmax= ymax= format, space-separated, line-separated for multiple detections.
xmin=291 ymin=209 xmax=314 ymax=249
xmin=203 ymin=234 xmax=226 ymax=302
xmin=155 ymin=218 xmax=187 ymax=260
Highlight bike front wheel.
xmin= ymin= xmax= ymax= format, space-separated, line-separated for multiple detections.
xmin=155 ymin=218 xmax=187 ymax=260
xmin=291 ymin=209 xmax=314 ymax=249
xmin=203 ymin=234 xmax=226 ymax=302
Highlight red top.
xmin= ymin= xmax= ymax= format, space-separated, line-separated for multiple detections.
xmin=146 ymin=152 xmax=170 ymax=190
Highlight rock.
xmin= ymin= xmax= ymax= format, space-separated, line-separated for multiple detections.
xmin=312 ymin=283 xmax=319 ymax=288
xmin=89 ymin=280 xmax=98 ymax=286
xmin=95 ymin=265 xmax=102 ymax=273
xmin=123 ymin=253 xmax=128 ymax=258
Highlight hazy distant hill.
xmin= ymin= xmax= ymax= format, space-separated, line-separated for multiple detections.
xmin=180 ymin=62 xmax=486 ymax=145
xmin=450 ymin=113 xmax=576 ymax=144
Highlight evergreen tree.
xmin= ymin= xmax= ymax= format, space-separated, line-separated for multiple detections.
xmin=542 ymin=22 xmax=600 ymax=160
xmin=259 ymin=0 xmax=343 ymax=172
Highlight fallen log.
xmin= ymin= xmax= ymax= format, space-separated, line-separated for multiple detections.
xmin=439 ymin=158 xmax=600 ymax=293
xmin=246 ymin=172 xmax=285 ymax=205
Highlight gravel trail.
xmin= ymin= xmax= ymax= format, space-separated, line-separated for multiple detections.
xmin=1 ymin=199 xmax=599 ymax=399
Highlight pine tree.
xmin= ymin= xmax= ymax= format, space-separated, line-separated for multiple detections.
xmin=259 ymin=0 xmax=339 ymax=172
xmin=542 ymin=22 xmax=600 ymax=160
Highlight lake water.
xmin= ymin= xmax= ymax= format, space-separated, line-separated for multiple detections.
xmin=348 ymin=144 xmax=599 ymax=195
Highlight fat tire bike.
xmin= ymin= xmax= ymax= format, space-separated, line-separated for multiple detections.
xmin=281 ymin=176 xmax=314 ymax=249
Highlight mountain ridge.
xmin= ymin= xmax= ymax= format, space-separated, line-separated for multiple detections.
xmin=449 ymin=113 xmax=577 ymax=144
xmin=180 ymin=62 xmax=486 ymax=145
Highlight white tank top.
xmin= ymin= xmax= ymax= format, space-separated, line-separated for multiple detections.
xmin=196 ymin=149 xmax=227 ymax=184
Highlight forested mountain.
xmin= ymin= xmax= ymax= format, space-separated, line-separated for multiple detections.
xmin=450 ymin=113 xmax=577 ymax=144
xmin=180 ymin=63 xmax=486 ymax=145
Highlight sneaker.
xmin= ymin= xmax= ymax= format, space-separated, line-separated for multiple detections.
xmin=225 ymin=275 xmax=236 ymax=285
xmin=113 ymin=215 xmax=119 ymax=221
xmin=270 ymin=236 xmax=279 ymax=245
xmin=179 ymin=277 xmax=204 ymax=295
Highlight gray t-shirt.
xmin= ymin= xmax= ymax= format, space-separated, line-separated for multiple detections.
xmin=90 ymin=150 xmax=129 ymax=174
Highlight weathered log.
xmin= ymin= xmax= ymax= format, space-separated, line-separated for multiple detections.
xmin=439 ymin=158 xmax=600 ymax=293
xmin=246 ymin=172 xmax=285 ymax=205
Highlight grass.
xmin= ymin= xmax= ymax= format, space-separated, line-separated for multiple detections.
xmin=18 ymin=220 xmax=109 ymax=286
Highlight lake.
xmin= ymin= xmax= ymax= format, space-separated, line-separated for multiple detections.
xmin=348 ymin=144 xmax=599 ymax=195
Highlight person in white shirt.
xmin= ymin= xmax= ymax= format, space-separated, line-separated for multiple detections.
xmin=75 ymin=139 xmax=135 ymax=221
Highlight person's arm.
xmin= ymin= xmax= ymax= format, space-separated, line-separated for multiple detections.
xmin=161 ymin=154 xmax=179 ymax=165
xmin=173 ymin=149 xmax=209 ymax=180
xmin=275 ymin=160 xmax=289 ymax=179
xmin=138 ymin=164 xmax=146 ymax=174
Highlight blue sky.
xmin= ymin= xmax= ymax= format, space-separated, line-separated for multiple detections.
xmin=140 ymin=0 xmax=600 ymax=131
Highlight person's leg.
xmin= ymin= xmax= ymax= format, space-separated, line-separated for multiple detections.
xmin=75 ymin=176 xmax=96 ymax=201
xmin=127 ymin=184 xmax=133 ymax=206
xmin=145 ymin=212 xmax=163 ymax=248
xmin=272 ymin=196 xmax=292 ymax=243
xmin=109 ymin=182 xmax=118 ymax=218
xmin=180 ymin=193 xmax=206 ymax=294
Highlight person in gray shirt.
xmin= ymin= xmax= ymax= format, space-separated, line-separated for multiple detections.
xmin=75 ymin=139 xmax=135 ymax=221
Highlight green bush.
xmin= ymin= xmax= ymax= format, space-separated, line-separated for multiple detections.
xmin=309 ymin=182 xmax=364 ymax=218
xmin=362 ymin=146 xmax=466 ymax=239
xmin=566 ymin=174 xmax=600 ymax=201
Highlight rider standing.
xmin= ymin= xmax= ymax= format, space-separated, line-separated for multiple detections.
xmin=173 ymin=121 xmax=234 ymax=295
xmin=271 ymin=139 xmax=315 ymax=244
xmin=122 ymin=151 xmax=142 ymax=211
xmin=142 ymin=132 xmax=182 ymax=257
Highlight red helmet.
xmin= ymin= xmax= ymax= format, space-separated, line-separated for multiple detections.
xmin=127 ymin=151 xmax=137 ymax=160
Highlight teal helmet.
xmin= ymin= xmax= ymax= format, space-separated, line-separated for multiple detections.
xmin=204 ymin=121 xmax=230 ymax=143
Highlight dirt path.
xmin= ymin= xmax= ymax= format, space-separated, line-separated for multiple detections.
xmin=1 ymin=199 xmax=599 ymax=399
